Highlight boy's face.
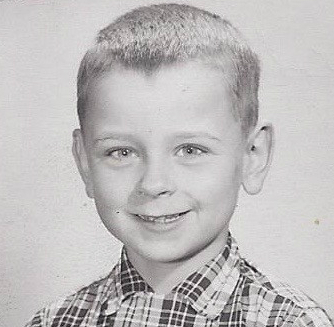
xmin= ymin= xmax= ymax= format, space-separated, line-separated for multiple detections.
xmin=75 ymin=62 xmax=246 ymax=264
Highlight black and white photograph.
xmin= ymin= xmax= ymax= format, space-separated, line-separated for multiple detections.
xmin=1 ymin=1 xmax=333 ymax=326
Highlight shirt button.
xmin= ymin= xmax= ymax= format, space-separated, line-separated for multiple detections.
xmin=105 ymin=299 xmax=119 ymax=315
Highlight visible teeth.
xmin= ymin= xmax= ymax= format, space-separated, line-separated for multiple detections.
xmin=137 ymin=212 xmax=186 ymax=223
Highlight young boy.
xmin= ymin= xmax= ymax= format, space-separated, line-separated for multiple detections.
xmin=26 ymin=3 xmax=333 ymax=327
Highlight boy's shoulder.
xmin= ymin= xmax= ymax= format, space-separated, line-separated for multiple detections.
xmin=25 ymin=265 xmax=119 ymax=327
xmin=239 ymin=257 xmax=313 ymax=306
xmin=237 ymin=257 xmax=333 ymax=326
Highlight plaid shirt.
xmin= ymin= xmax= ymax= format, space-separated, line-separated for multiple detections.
xmin=26 ymin=234 xmax=333 ymax=327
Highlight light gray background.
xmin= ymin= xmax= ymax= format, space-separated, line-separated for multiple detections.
xmin=1 ymin=1 xmax=333 ymax=326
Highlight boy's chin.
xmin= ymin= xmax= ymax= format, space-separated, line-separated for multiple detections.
xmin=141 ymin=247 xmax=197 ymax=264
xmin=127 ymin=237 xmax=222 ymax=266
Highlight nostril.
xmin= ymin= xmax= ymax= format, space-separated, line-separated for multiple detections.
xmin=158 ymin=190 xmax=171 ymax=196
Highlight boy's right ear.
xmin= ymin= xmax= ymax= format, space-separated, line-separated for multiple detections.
xmin=72 ymin=129 xmax=94 ymax=198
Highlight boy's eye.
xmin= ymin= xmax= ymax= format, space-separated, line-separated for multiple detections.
xmin=105 ymin=148 xmax=138 ymax=161
xmin=175 ymin=145 xmax=208 ymax=157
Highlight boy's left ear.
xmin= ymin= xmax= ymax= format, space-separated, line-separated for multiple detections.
xmin=242 ymin=123 xmax=274 ymax=195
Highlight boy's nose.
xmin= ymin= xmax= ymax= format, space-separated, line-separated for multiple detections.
xmin=136 ymin=161 xmax=176 ymax=198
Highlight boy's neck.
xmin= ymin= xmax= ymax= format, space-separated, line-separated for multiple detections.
xmin=126 ymin=230 xmax=229 ymax=294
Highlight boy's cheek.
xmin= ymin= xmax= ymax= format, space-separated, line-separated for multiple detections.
xmin=182 ymin=161 xmax=241 ymax=189
xmin=90 ymin=172 xmax=134 ymax=207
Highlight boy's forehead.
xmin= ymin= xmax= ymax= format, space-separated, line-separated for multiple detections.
xmin=84 ymin=63 xmax=235 ymax=133
xmin=86 ymin=60 xmax=234 ymax=107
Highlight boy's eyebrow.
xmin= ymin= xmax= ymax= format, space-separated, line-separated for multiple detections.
xmin=94 ymin=132 xmax=223 ymax=144
xmin=94 ymin=133 xmax=139 ymax=144
xmin=172 ymin=132 xmax=222 ymax=142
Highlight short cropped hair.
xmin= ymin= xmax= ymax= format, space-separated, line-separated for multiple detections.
xmin=77 ymin=3 xmax=260 ymax=135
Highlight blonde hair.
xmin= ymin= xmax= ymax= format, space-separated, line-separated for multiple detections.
xmin=77 ymin=3 xmax=260 ymax=134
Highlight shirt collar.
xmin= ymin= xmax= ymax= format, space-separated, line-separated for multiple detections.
xmin=172 ymin=234 xmax=241 ymax=319
xmin=102 ymin=233 xmax=241 ymax=319
xmin=100 ymin=250 xmax=154 ymax=315
xmin=119 ymin=250 xmax=155 ymax=298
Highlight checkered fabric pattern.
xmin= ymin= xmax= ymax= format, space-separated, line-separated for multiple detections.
xmin=25 ymin=234 xmax=333 ymax=326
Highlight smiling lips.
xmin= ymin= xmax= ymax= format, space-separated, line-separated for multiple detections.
xmin=134 ymin=210 xmax=190 ymax=224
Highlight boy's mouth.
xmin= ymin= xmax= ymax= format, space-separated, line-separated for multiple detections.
xmin=134 ymin=210 xmax=190 ymax=224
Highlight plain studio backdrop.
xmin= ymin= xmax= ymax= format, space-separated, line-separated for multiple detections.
xmin=1 ymin=0 xmax=334 ymax=326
